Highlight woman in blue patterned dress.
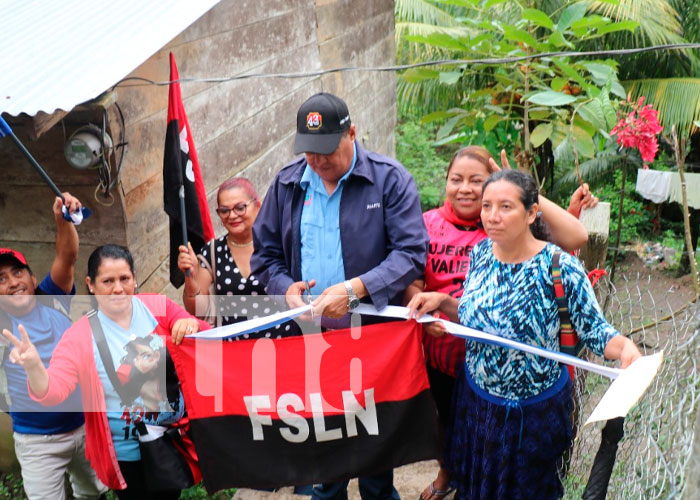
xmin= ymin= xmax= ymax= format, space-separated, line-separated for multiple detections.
xmin=407 ymin=170 xmax=640 ymax=499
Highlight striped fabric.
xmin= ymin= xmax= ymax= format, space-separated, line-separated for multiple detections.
xmin=552 ymin=251 xmax=582 ymax=380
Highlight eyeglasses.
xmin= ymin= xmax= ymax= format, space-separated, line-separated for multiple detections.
xmin=215 ymin=199 xmax=256 ymax=217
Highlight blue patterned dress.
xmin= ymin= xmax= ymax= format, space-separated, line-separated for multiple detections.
xmin=445 ymin=240 xmax=618 ymax=500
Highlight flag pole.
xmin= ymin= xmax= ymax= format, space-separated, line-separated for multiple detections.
xmin=178 ymin=185 xmax=190 ymax=277
xmin=0 ymin=115 xmax=65 ymax=203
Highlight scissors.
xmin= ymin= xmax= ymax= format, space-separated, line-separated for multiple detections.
xmin=304 ymin=280 xmax=315 ymax=320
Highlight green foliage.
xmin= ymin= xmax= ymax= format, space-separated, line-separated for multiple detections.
xmin=583 ymin=0 xmax=697 ymax=80
xmin=0 ymin=472 xmax=26 ymax=500
xmin=0 ymin=474 xmax=234 ymax=500
xmin=396 ymin=0 xmax=630 ymax=170
xmin=396 ymin=110 xmax=521 ymax=211
xmin=179 ymin=483 xmax=237 ymax=499
xmin=395 ymin=116 xmax=455 ymax=210
xmin=596 ymin=168 xmax=656 ymax=245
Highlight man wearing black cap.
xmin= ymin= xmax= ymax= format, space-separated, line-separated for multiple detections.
xmin=252 ymin=93 xmax=429 ymax=500
xmin=0 ymin=193 xmax=107 ymax=499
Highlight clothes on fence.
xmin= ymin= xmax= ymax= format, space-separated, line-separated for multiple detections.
xmin=635 ymin=168 xmax=700 ymax=208
xmin=635 ymin=169 xmax=672 ymax=203
xmin=668 ymin=171 xmax=700 ymax=209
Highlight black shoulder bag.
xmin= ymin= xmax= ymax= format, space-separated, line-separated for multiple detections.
xmin=88 ymin=310 xmax=194 ymax=492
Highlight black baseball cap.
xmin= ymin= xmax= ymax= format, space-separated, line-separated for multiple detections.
xmin=294 ymin=93 xmax=352 ymax=155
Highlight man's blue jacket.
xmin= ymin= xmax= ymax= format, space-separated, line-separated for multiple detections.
xmin=251 ymin=141 xmax=428 ymax=310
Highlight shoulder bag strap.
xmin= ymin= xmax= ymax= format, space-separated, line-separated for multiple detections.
xmin=552 ymin=252 xmax=582 ymax=359
xmin=88 ymin=310 xmax=133 ymax=407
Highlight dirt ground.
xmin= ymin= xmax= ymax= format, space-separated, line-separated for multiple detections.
xmin=610 ymin=249 xmax=696 ymax=312
xmin=233 ymin=460 xmax=446 ymax=500
xmin=601 ymin=250 xmax=697 ymax=347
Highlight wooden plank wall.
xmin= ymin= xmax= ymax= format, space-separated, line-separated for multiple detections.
xmin=0 ymin=115 xmax=128 ymax=291
xmin=0 ymin=0 xmax=397 ymax=300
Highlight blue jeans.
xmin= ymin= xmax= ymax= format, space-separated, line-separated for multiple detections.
xmin=311 ymin=470 xmax=400 ymax=500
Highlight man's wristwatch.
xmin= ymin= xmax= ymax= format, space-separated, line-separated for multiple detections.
xmin=345 ymin=280 xmax=360 ymax=311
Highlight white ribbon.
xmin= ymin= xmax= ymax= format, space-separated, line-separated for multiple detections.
xmin=354 ymin=304 xmax=663 ymax=425
xmin=186 ymin=302 xmax=663 ymax=424
xmin=355 ymin=304 xmax=622 ymax=379
xmin=189 ymin=305 xmax=312 ymax=339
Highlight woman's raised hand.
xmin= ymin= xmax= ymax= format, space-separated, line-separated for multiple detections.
xmin=567 ymin=183 xmax=599 ymax=218
xmin=177 ymin=242 xmax=199 ymax=277
xmin=488 ymin=149 xmax=511 ymax=173
xmin=2 ymin=325 xmax=41 ymax=369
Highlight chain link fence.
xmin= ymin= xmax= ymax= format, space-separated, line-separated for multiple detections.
xmin=563 ymin=271 xmax=699 ymax=499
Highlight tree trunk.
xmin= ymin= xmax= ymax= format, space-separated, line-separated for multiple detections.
xmin=672 ymin=127 xmax=700 ymax=297
xmin=609 ymin=158 xmax=627 ymax=284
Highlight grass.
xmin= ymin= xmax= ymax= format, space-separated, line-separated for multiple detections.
xmin=0 ymin=472 xmax=236 ymax=500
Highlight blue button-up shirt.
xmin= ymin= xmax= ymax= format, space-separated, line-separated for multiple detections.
xmin=251 ymin=141 xmax=428 ymax=311
xmin=299 ymin=145 xmax=357 ymax=293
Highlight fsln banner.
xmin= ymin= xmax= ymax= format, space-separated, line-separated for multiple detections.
xmin=169 ymin=321 xmax=440 ymax=493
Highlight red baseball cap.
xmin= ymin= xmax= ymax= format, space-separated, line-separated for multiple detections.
xmin=0 ymin=248 xmax=29 ymax=268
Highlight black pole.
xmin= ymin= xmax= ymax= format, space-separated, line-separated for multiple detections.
xmin=0 ymin=115 xmax=64 ymax=202
xmin=582 ymin=417 xmax=625 ymax=500
xmin=178 ymin=185 xmax=190 ymax=278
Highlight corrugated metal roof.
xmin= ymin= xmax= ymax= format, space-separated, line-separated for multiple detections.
xmin=0 ymin=0 xmax=221 ymax=117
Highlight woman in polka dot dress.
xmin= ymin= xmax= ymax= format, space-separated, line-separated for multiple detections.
xmin=177 ymin=177 xmax=299 ymax=339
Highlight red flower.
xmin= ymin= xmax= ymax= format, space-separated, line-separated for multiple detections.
xmin=610 ymin=96 xmax=663 ymax=164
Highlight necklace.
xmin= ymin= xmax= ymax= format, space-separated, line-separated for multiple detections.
xmin=227 ymin=235 xmax=253 ymax=248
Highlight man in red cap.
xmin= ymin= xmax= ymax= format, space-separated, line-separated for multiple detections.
xmin=0 ymin=193 xmax=107 ymax=500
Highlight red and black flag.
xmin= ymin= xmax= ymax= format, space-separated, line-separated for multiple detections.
xmin=163 ymin=52 xmax=215 ymax=287
xmin=169 ymin=321 xmax=440 ymax=493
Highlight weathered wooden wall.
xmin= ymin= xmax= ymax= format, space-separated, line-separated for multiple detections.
xmin=0 ymin=0 xmax=397 ymax=299
xmin=0 ymin=115 xmax=128 ymax=292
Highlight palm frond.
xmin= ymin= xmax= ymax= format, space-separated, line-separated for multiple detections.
xmin=397 ymin=70 xmax=474 ymax=116
xmin=395 ymin=0 xmax=459 ymax=26
xmin=587 ymin=0 xmax=682 ymax=45
xmin=625 ymin=78 xmax=700 ymax=138
xmin=581 ymin=0 xmax=697 ymax=80
xmin=395 ymin=22 xmax=472 ymax=41
xmin=557 ymin=148 xmax=625 ymax=188
xmin=395 ymin=22 xmax=474 ymax=61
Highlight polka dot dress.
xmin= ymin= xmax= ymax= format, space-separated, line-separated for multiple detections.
xmin=200 ymin=236 xmax=299 ymax=340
